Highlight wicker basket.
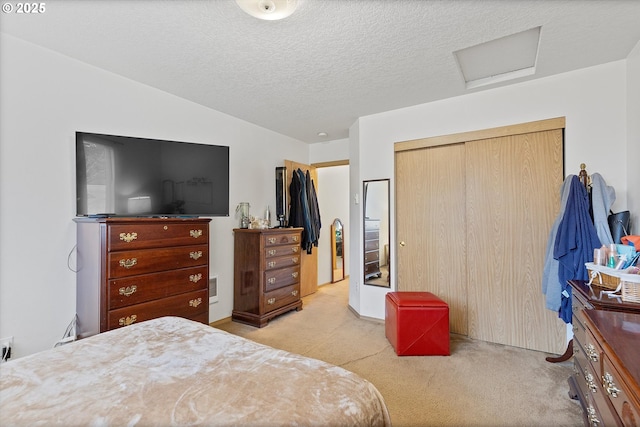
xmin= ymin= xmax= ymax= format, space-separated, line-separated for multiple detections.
xmin=585 ymin=263 xmax=623 ymax=290
xmin=621 ymin=273 xmax=640 ymax=303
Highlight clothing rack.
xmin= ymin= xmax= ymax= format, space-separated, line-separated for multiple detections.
xmin=578 ymin=163 xmax=591 ymax=190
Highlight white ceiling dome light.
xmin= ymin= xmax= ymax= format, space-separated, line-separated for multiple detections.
xmin=235 ymin=0 xmax=299 ymax=21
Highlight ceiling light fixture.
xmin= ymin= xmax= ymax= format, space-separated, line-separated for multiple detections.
xmin=317 ymin=132 xmax=328 ymax=137
xmin=235 ymin=0 xmax=298 ymax=21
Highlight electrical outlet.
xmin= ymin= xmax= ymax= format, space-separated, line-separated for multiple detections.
xmin=1 ymin=336 xmax=13 ymax=362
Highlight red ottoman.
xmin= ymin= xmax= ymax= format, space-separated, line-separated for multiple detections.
xmin=385 ymin=291 xmax=450 ymax=356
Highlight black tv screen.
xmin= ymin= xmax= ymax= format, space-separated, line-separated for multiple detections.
xmin=76 ymin=132 xmax=229 ymax=217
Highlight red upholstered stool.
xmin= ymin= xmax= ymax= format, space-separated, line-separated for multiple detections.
xmin=385 ymin=291 xmax=450 ymax=356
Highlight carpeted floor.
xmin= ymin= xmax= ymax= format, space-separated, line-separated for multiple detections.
xmin=215 ymin=279 xmax=583 ymax=427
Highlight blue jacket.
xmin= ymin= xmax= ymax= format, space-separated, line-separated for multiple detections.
xmin=553 ymin=176 xmax=601 ymax=323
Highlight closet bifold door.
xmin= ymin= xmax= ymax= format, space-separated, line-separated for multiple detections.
xmin=395 ymin=118 xmax=566 ymax=354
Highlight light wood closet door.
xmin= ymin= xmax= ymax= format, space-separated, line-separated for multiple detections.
xmin=465 ymin=130 xmax=565 ymax=354
xmin=395 ymin=143 xmax=468 ymax=335
xmin=395 ymin=119 xmax=565 ymax=354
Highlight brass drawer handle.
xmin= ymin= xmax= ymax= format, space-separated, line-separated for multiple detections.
xmin=585 ymin=343 xmax=599 ymax=362
xmin=190 ymin=229 xmax=203 ymax=238
xmin=268 ymin=261 xmax=277 ymax=268
xmin=268 ymin=249 xmax=277 ymax=256
xmin=189 ymin=298 xmax=202 ymax=308
xmin=190 ymin=251 xmax=203 ymax=260
xmin=189 ymin=273 xmax=203 ymax=283
xmin=118 ymin=315 xmax=137 ymax=326
xmin=292 ymin=272 xmax=298 ymax=279
xmin=267 ymin=298 xmax=276 ymax=305
xmin=587 ymin=406 xmax=600 ymax=426
xmin=603 ymin=373 xmax=620 ymax=398
xmin=119 ymin=285 xmax=137 ymax=297
xmin=119 ymin=232 xmax=138 ymax=243
xmin=292 ymin=235 xmax=299 ymax=242
xmin=291 ymin=247 xmax=299 ymax=253
xmin=119 ymin=258 xmax=138 ymax=269
xmin=292 ymin=257 xmax=299 ymax=264
xmin=268 ymin=237 xmax=277 ymax=244
xmin=585 ymin=373 xmax=597 ymax=393
xmin=268 ymin=277 xmax=276 ymax=284
xmin=291 ymin=290 xmax=298 ymax=297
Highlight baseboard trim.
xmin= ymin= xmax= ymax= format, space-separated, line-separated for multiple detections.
xmin=348 ymin=304 xmax=385 ymax=324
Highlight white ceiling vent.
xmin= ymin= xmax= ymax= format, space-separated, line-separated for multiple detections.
xmin=454 ymin=26 xmax=541 ymax=89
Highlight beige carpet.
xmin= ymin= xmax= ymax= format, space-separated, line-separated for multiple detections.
xmin=215 ymin=279 xmax=583 ymax=427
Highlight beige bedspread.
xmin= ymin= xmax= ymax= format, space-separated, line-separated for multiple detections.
xmin=0 ymin=316 xmax=390 ymax=426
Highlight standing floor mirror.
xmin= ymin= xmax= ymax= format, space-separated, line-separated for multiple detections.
xmin=363 ymin=179 xmax=390 ymax=287
xmin=331 ymin=218 xmax=345 ymax=283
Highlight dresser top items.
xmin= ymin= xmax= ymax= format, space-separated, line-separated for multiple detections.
xmin=569 ymin=279 xmax=640 ymax=313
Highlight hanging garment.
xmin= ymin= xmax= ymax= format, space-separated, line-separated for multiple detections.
xmin=288 ymin=169 xmax=322 ymax=254
xmin=305 ymin=170 xmax=321 ymax=254
xmin=542 ymin=176 xmax=574 ymax=312
xmin=590 ymin=173 xmax=616 ymax=245
xmin=553 ymin=176 xmax=602 ymax=323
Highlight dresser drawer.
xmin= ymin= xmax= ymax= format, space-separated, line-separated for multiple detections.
xmin=264 ymin=254 xmax=300 ymax=271
xmin=108 ymin=289 xmax=208 ymax=329
xmin=365 ymin=261 xmax=380 ymax=277
xmin=264 ymin=266 xmax=300 ymax=293
xmin=263 ymin=284 xmax=300 ymax=313
xmin=108 ymin=223 xmax=209 ymax=251
xmin=108 ymin=266 xmax=208 ymax=309
xmin=108 ymin=245 xmax=208 ymax=278
xmin=574 ymin=342 xmax=599 ymax=397
xmin=572 ymin=315 xmax=587 ymax=353
xmin=364 ymin=250 xmax=379 ymax=263
xmin=364 ymin=239 xmax=379 ymax=251
xmin=263 ymin=232 xmax=300 ymax=247
xmin=364 ymin=230 xmax=379 ymax=241
xmin=602 ymin=355 xmax=640 ymax=425
xmin=265 ymin=244 xmax=300 ymax=258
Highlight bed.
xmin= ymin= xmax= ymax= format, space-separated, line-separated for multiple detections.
xmin=0 ymin=316 xmax=391 ymax=426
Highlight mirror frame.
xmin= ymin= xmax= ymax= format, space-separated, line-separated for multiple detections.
xmin=363 ymin=179 xmax=390 ymax=287
xmin=331 ymin=218 xmax=345 ymax=283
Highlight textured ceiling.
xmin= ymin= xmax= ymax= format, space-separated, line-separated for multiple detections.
xmin=2 ymin=0 xmax=640 ymax=143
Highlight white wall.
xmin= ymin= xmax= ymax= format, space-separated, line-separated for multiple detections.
xmin=0 ymin=34 xmax=309 ymax=358
xmin=627 ymin=41 xmax=640 ymax=231
xmin=352 ymin=60 xmax=632 ymax=320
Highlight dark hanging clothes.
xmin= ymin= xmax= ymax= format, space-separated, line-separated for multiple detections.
xmin=553 ymin=175 xmax=602 ymax=323
xmin=288 ymin=168 xmax=321 ymax=253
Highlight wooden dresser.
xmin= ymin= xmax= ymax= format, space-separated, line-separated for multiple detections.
xmin=75 ymin=217 xmax=211 ymax=338
xmin=364 ymin=219 xmax=381 ymax=280
xmin=232 ymin=228 xmax=303 ymax=327
xmin=569 ymin=280 xmax=640 ymax=426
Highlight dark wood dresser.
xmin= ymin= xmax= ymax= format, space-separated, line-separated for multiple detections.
xmin=364 ymin=219 xmax=381 ymax=280
xmin=569 ymin=280 xmax=640 ymax=426
xmin=75 ymin=217 xmax=211 ymax=338
xmin=232 ymin=228 xmax=303 ymax=327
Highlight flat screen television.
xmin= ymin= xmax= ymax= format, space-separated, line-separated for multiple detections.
xmin=76 ymin=132 xmax=229 ymax=217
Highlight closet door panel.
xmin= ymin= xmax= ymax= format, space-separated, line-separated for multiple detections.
xmin=465 ymin=130 xmax=565 ymax=354
xmin=395 ymin=143 xmax=468 ymax=335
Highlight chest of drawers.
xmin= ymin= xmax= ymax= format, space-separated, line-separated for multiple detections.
xmin=364 ymin=219 xmax=381 ymax=279
xmin=75 ymin=217 xmax=211 ymax=338
xmin=569 ymin=281 xmax=640 ymax=426
xmin=232 ymin=228 xmax=303 ymax=327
